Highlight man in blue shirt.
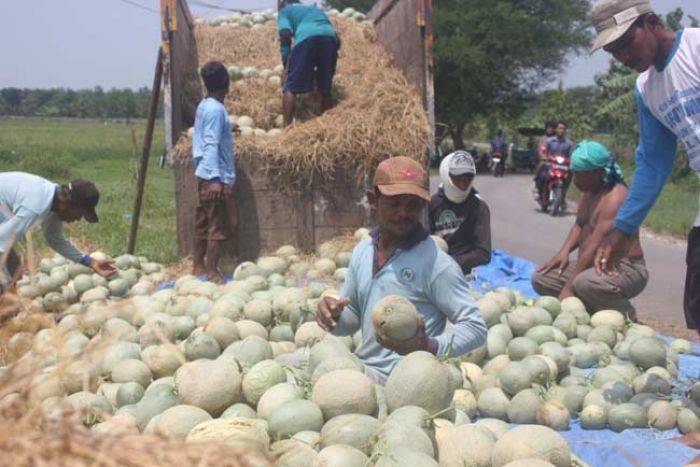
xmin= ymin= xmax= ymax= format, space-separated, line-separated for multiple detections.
xmin=192 ymin=61 xmax=236 ymax=282
xmin=316 ymin=157 xmax=487 ymax=383
xmin=277 ymin=0 xmax=340 ymax=126
xmin=0 ymin=172 xmax=115 ymax=295
xmin=591 ymin=1 xmax=700 ymax=335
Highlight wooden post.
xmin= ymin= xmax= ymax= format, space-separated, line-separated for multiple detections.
xmin=128 ymin=48 xmax=164 ymax=254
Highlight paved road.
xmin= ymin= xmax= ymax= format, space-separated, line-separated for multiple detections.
xmin=430 ymin=173 xmax=688 ymax=326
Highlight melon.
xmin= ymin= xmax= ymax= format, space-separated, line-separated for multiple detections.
xmin=184 ymin=330 xmax=221 ymax=360
xmin=101 ymin=317 xmax=139 ymax=343
xmin=670 ymin=338 xmax=692 ymax=354
xmin=221 ymin=403 xmax=258 ymax=419
xmin=111 ymin=359 xmax=152 ymax=388
xmin=236 ymin=116 xmax=255 ymax=129
xmin=257 ymin=383 xmax=305 ymax=420
xmin=507 ymin=389 xmax=542 ymax=424
xmin=314 ymin=258 xmax=337 ymax=275
xmin=132 ymin=383 xmax=181 ymax=430
xmin=174 ymin=359 xmax=241 ymax=416
xmin=507 ymin=308 xmax=536 ymax=336
xmin=244 ymin=299 xmax=274 ymax=327
xmin=590 ymin=309 xmax=626 ymax=332
xmin=371 ymin=295 xmax=419 ymax=341
xmin=677 ymin=408 xmax=700 ymax=434
xmin=536 ymin=400 xmax=570 ymax=430
xmin=295 ymin=322 xmax=327 ymax=347
xmin=108 ymin=279 xmax=129 ymax=297
xmin=629 ymin=337 xmax=667 ymax=369
xmin=535 ymin=296 xmax=562 ymax=317
xmin=453 ymin=389 xmax=478 ymax=419
xmin=242 ymin=360 xmax=287 ymax=406
xmin=269 ymin=399 xmax=324 ymax=438
xmin=435 ymin=423 xmax=495 ymax=467
xmin=210 ymin=295 xmax=245 ymax=321
xmin=498 ymin=362 xmax=532 ymax=396
xmin=139 ymin=313 xmax=177 ymax=347
xmin=116 ymin=382 xmax=145 ymax=408
xmin=507 ymin=337 xmax=538 ymax=361
xmin=477 ymin=387 xmax=510 ymax=421
xmin=553 ymin=313 xmax=577 ymax=339
xmin=316 ymin=445 xmax=368 ymax=467
xmin=491 ymin=425 xmax=571 ymax=467
xmin=66 ymin=391 xmax=113 ymax=425
xmin=538 ymin=342 xmax=571 ymax=375
xmin=319 ymin=414 xmax=380 ymax=455
xmin=385 ymin=351 xmax=454 ymax=414
xmin=374 ymin=446 xmax=438 ymax=467
xmin=257 ymin=256 xmax=288 ymax=276
xmin=223 ymin=335 xmax=273 ymax=369
xmin=632 ymin=372 xmax=671 ymax=395
xmin=580 ymin=404 xmax=607 ymax=430
xmin=312 ymin=369 xmax=376 ymax=419
xmin=373 ymin=421 xmax=435 ymax=458
xmin=476 ymin=298 xmax=504 ymax=327
xmin=100 ymin=341 xmax=141 ymax=376
xmin=647 ymin=400 xmax=677 ymax=431
xmin=586 ymin=326 xmax=617 ymax=349
xmin=608 ymin=403 xmax=648 ymax=432
xmin=141 ymin=344 xmax=183 ymax=378
xmin=187 ymin=417 xmax=270 ymax=451
xmin=270 ymin=324 xmax=294 ymax=342
xmin=236 ymin=319 xmax=269 ymax=339
xmin=154 ymin=404 xmax=212 ymax=439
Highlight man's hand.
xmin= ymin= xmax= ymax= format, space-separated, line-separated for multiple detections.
xmin=595 ymin=229 xmax=631 ymax=276
xmin=538 ymin=252 xmax=569 ymax=275
xmin=92 ymin=259 xmax=116 ymax=278
xmin=376 ymin=317 xmax=436 ymax=356
xmin=316 ymin=296 xmax=350 ymax=332
xmin=205 ymin=182 xmax=225 ymax=201
xmin=558 ymin=286 xmax=575 ymax=301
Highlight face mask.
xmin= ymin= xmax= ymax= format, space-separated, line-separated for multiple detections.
xmin=439 ymin=154 xmax=471 ymax=203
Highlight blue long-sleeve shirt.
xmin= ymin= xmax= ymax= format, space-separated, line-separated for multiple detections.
xmin=192 ymin=97 xmax=235 ymax=186
xmin=277 ymin=4 xmax=337 ymax=65
xmin=332 ymin=226 xmax=487 ymax=382
xmin=0 ymin=172 xmax=87 ymax=284
xmin=615 ymin=29 xmax=700 ymax=234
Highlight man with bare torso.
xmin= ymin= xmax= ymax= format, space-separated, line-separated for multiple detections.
xmin=531 ymin=141 xmax=648 ymax=319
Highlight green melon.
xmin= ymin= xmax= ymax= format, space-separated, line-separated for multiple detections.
xmin=536 ymin=400 xmax=570 ymax=430
xmin=507 ymin=307 xmax=536 ymax=336
xmin=586 ymin=326 xmax=617 ymax=349
xmin=312 ymin=369 xmax=377 ymax=419
xmin=608 ymin=403 xmax=648 ymax=432
xmin=536 ymin=296 xmax=562 ymax=318
xmin=435 ymin=423 xmax=495 ymax=467
xmin=270 ymin=324 xmax=294 ymax=342
xmin=647 ymin=400 xmax=677 ymax=431
xmin=242 ymin=359 xmax=288 ymax=406
xmin=154 ymin=404 xmax=212 ymax=439
xmin=220 ymin=402 xmax=258 ymax=419
xmin=677 ymin=408 xmax=700 ymax=434
xmin=133 ymin=383 xmax=181 ymax=430
xmin=141 ymin=344 xmax=183 ymax=378
xmin=269 ymin=399 xmax=324 ymax=438
xmin=294 ymin=322 xmax=327 ymax=348
xmin=184 ymin=330 xmax=221 ymax=360
xmin=374 ymin=446 xmax=438 ymax=467
xmin=319 ymin=414 xmax=380 ymax=455
xmin=629 ymin=337 xmax=667 ymax=369
xmin=590 ymin=309 xmax=626 ymax=332
xmin=477 ymin=387 xmax=510 ymax=421
xmin=116 ymin=382 xmax=145 ymax=408
xmin=474 ymin=418 xmax=510 ymax=439
xmin=111 ymin=359 xmax=152 ymax=387
xmin=507 ymin=389 xmax=543 ymax=424
xmin=476 ymin=298 xmax=505 ymax=327
xmin=257 ymin=383 xmax=304 ymax=420
xmin=316 ymin=445 xmax=368 ymax=467
xmin=580 ymin=404 xmax=607 ymax=430
xmin=552 ymin=313 xmax=577 ymax=339
xmin=236 ymin=319 xmax=269 ymax=339
xmin=243 ymin=299 xmax=273 ymax=327
xmin=498 ymin=362 xmax=533 ymax=397
xmin=223 ymin=335 xmax=273 ymax=370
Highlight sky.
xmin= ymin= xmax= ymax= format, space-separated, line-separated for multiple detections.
xmin=1 ymin=0 xmax=699 ymax=90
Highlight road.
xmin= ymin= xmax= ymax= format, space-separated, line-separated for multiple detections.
xmin=430 ymin=173 xmax=688 ymax=328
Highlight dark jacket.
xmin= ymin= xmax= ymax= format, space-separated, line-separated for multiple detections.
xmin=429 ymin=187 xmax=492 ymax=274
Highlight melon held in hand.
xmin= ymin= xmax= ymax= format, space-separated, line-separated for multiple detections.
xmin=372 ymin=295 xmax=420 ymax=341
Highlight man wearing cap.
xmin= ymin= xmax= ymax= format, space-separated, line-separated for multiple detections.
xmin=430 ymin=151 xmax=492 ymax=275
xmin=533 ymin=141 xmax=648 ymax=320
xmin=0 ymin=171 xmax=115 ymax=295
xmin=590 ymin=0 xmax=700 ymax=333
xmin=277 ymin=0 xmax=340 ymax=126
xmin=315 ymin=156 xmax=487 ymax=383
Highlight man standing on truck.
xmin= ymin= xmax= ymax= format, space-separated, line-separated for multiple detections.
xmin=315 ymin=156 xmax=487 ymax=383
xmin=277 ymin=0 xmax=340 ymax=126
xmin=192 ymin=61 xmax=237 ymax=283
xmin=0 ymin=172 xmax=115 ymax=296
xmin=430 ymin=151 xmax=492 ymax=274
xmin=533 ymin=141 xmax=648 ymax=321
xmin=591 ymin=0 xmax=700 ymax=336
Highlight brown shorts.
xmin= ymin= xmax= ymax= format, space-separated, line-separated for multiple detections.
xmin=194 ymin=180 xmax=237 ymax=242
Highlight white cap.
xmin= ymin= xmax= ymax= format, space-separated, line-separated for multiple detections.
xmin=448 ymin=150 xmax=476 ymax=176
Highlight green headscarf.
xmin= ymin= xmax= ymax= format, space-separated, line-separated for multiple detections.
xmin=571 ymin=140 xmax=624 ymax=188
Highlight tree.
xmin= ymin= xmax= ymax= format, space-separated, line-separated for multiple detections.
xmin=323 ymin=0 xmax=375 ymax=13
xmin=434 ymin=0 xmax=592 ymax=149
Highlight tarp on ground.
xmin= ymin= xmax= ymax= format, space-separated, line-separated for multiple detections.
xmin=471 ymin=249 xmax=700 ymax=467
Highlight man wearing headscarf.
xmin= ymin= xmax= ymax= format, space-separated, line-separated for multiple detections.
xmin=429 ymin=151 xmax=492 ymax=274
xmin=532 ymin=141 xmax=648 ymax=320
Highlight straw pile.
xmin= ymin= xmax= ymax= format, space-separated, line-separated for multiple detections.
xmin=173 ymin=16 xmax=430 ymax=192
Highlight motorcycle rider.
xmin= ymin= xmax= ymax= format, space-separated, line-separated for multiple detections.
xmin=430 ymin=151 xmax=492 ymax=275
xmin=490 ymin=130 xmax=508 ymax=173
xmin=535 ymin=121 xmax=574 ymax=206
xmin=539 ymin=120 xmax=557 ymax=159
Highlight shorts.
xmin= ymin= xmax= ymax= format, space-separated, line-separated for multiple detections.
xmin=194 ymin=179 xmax=235 ymax=242
xmin=684 ymin=227 xmax=700 ymax=328
xmin=284 ymin=35 xmax=339 ymax=94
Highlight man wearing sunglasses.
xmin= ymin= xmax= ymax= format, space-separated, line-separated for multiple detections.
xmin=591 ymin=0 xmax=700 ymax=336
xmin=0 ymin=171 xmax=115 ymax=295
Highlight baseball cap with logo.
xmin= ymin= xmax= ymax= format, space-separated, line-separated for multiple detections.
xmin=448 ymin=151 xmax=477 ymax=176
xmin=374 ymin=156 xmax=430 ymax=202
xmin=590 ymin=0 xmax=654 ymax=52
xmin=69 ymin=179 xmax=100 ymax=223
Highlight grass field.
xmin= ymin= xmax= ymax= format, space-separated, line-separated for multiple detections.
xmin=0 ymin=118 xmax=178 ymax=263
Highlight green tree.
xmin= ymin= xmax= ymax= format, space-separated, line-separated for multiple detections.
xmin=323 ymin=0 xmax=375 ymax=13
xmin=434 ymin=0 xmax=592 ymax=149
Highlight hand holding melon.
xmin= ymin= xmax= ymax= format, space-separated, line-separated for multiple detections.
xmin=316 ymin=296 xmax=350 ymax=332
xmin=372 ymin=295 xmax=432 ymax=355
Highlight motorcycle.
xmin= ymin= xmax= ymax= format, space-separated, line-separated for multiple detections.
xmin=536 ymin=153 xmax=570 ymax=216
xmin=490 ymin=151 xmax=506 ymax=177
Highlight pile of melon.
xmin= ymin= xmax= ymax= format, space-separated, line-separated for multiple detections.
xmin=2 ymin=228 xmax=699 ymax=466
xmin=13 ymin=252 xmax=167 ymax=314
xmin=198 ymin=7 xmax=366 ymax=30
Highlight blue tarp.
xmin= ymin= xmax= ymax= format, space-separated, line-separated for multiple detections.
xmin=471 ymin=249 xmax=700 ymax=467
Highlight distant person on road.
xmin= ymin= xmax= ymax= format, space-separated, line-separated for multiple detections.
xmin=277 ymin=0 xmax=340 ymax=126
xmin=491 ymin=129 xmax=508 ymax=156
xmin=591 ymin=0 xmax=700 ymax=337
xmin=538 ymin=120 xmax=557 ymax=159
xmin=0 ymin=172 xmax=115 ymax=296
xmin=532 ymin=141 xmax=648 ymax=320
xmin=430 ymin=151 xmax=492 ymax=274
xmin=192 ymin=61 xmax=237 ymax=283
xmin=315 ymin=157 xmax=487 ymax=383
xmin=536 ymin=121 xmax=575 ymax=206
